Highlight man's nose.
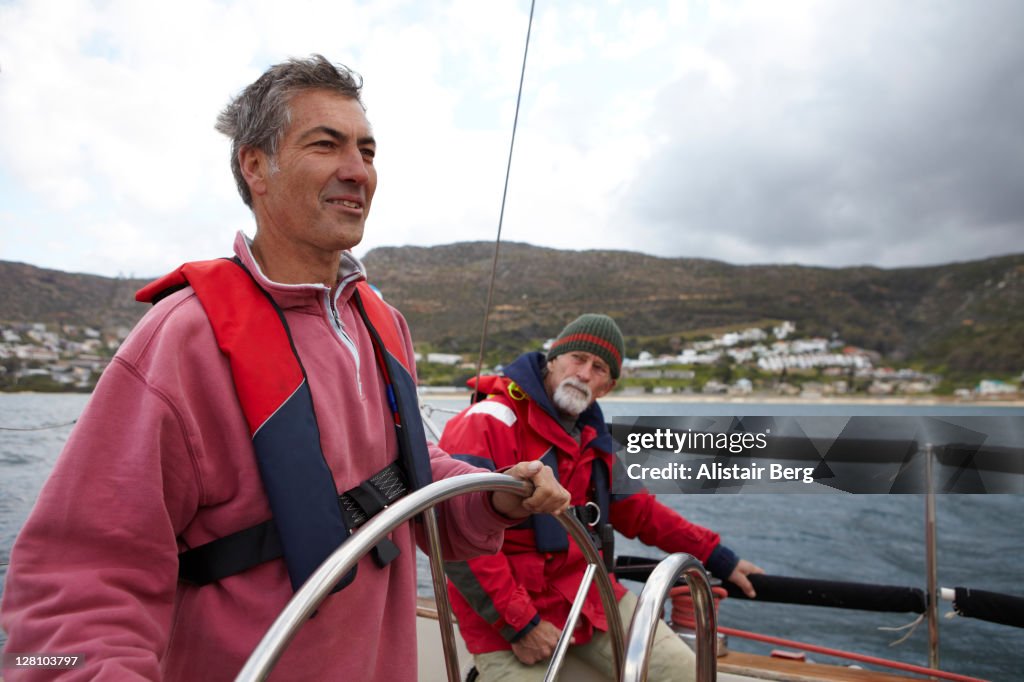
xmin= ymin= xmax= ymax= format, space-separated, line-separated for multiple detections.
xmin=336 ymin=146 xmax=370 ymax=185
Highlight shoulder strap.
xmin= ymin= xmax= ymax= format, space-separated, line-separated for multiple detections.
xmin=351 ymin=285 xmax=433 ymax=491
xmin=141 ymin=260 xmax=435 ymax=588
xmin=352 ymin=281 xmax=411 ymax=372
xmin=139 ymin=258 xmax=350 ymax=592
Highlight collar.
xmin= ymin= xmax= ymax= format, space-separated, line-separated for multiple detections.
xmin=503 ymin=352 xmax=614 ymax=453
xmin=233 ymin=231 xmax=367 ymax=310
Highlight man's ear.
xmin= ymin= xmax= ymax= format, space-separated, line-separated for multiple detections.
xmin=239 ymin=146 xmax=270 ymax=198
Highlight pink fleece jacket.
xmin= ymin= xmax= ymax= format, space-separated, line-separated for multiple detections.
xmin=1 ymin=232 xmax=509 ymax=681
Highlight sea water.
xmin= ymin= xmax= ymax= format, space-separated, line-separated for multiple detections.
xmin=1 ymin=392 xmax=1021 ymax=679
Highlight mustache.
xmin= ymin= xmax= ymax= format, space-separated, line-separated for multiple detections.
xmin=560 ymin=378 xmax=592 ymax=400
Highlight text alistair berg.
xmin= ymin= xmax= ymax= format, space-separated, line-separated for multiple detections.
xmin=623 ymin=428 xmax=815 ymax=484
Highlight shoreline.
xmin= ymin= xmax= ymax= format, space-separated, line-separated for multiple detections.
xmin=4 ymin=389 xmax=1023 ymax=409
xmin=416 ymin=387 xmax=1024 ymax=407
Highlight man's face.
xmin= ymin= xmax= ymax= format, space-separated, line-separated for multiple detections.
xmin=544 ymin=351 xmax=616 ymax=417
xmin=247 ymin=89 xmax=377 ymax=254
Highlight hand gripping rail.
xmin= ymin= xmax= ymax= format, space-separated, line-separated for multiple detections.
xmin=622 ymin=553 xmax=717 ymax=682
xmin=234 ymin=472 xmax=625 ymax=681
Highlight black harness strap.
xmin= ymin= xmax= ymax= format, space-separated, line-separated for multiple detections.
xmin=178 ymin=517 xmax=284 ymax=586
xmin=178 ymin=462 xmax=408 ymax=586
xmin=340 ymin=463 xmax=407 ymax=526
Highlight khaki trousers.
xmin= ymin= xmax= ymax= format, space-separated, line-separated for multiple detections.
xmin=472 ymin=591 xmax=696 ymax=682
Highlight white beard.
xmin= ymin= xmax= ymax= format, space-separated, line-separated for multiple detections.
xmin=552 ymin=378 xmax=592 ymax=416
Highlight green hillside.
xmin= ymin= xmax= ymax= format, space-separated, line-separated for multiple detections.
xmin=2 ymin=246 xmax=1022 ymax=375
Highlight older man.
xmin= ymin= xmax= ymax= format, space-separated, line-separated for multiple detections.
xmin=441 ymin=314 xmax=764 ymax=681
xmin=1 ymin=55 xmax=568 ymax=681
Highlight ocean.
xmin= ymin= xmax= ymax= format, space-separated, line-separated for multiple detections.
xmin=1 ymin=392 xmax=1022 ymax=679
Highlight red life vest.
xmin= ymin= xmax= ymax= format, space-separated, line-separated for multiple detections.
xmin=137 ymin=257 xmax=432 ymax=591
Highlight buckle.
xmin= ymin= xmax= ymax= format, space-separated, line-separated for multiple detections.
xmin=574 ymin=501 xmax=601 ymax=527
xmin=339 ymin=462 xmax=409 ymax=530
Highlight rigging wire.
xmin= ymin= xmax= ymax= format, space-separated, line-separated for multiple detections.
xmin=0 ymin=420 xmax=77 ymax=431
xmin=471 ymin=0 xmax=536 ymax=395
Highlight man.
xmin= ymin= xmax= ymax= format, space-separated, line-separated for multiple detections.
xmin=441 ymin=314 xmax=764 ymax=681
xmin=1 ymin=55 xmax=568 ymax=681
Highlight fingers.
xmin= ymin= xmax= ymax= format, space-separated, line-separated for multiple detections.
xmin=504 ymin=460 xmax=541 ymax=486
xmin=510 ymin=644 xmax=541 ymax=666
xmin=502 ymin=461 xmax=571 ymax=515
xmin=730 ymin=560 xmax=764 ymax=598
xmin=491 ymin=461 xmax=570 ymax=518
xmin=518 ymin=462 xmax=571 ymax=515
xmin=502 ymin=460 xmax=539 ymax=495
xmin=739 ymin=559 xmax=766 ymax=576
xmin=734 ymin=574 xmax=756 ymax=599
xmin=510 ymin=620 xmax=563 ymax=665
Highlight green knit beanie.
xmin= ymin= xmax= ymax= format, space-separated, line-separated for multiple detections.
xmin=546 ymin=314 xmax=625 ymax=379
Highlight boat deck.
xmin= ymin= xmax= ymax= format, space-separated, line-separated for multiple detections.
xmin=719 ymin=650 xmax=920 ymax=682
xmin=415 ymin=597 xmax=922 ymax=682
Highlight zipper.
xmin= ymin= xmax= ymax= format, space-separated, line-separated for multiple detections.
xmin=324 ymin=289 xmax=363 ymax=397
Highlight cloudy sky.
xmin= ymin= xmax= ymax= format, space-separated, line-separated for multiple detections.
xmin=2 ymin=0 xmax=1022 ymax=278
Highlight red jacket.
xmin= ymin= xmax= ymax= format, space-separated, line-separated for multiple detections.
xmin=441 ymin=352 xmax=724 ymax=654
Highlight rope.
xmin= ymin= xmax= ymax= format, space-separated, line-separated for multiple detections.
xmin=669 ymin=584 xmax=727 ymax=630
xmin=471 ymin=0 xmax=536 ymax=395
xmin=420 ymin=404 xmax=462 ymax=418
xmin=879 ymin=613 xmax=924 ymax=646
xmin=0 ymin=419 xmax=77 ymax=431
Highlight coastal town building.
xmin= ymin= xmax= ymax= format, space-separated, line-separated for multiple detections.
xmin=1 ymin=320 xmax=1019 ymax=400
xmin=0 ymin=322 xmax=126 ymax=391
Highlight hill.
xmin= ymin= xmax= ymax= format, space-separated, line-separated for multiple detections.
xmin=361 ymin=243 xmax=1024 ymax=374
xmin=2 ymin=246 xmax=1022 ymax=374
xmin=0 ymin=261 xmax=148 ymax=331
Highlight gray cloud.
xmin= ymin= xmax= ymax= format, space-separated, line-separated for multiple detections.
xmin=624 ymin=0 xmax=1024 ymax=267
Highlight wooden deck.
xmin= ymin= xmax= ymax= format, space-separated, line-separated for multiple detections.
xmin=720 ymin=650 xmax=923 ymax=682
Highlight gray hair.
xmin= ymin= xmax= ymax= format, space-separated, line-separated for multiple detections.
xmin=215 ymin=54 xmax=365 ymax=207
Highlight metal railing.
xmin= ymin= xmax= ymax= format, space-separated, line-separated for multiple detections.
xmin=621 ymin=553 xmax=717 ymax=682
xmin=235 ymin=472 xmax=627 ymax=681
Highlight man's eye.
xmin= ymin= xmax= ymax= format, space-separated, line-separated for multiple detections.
xmin=313 ymin=140 xmax=335 ymax=149
xmin=361 ymin=148 xmax=376 ymax=160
